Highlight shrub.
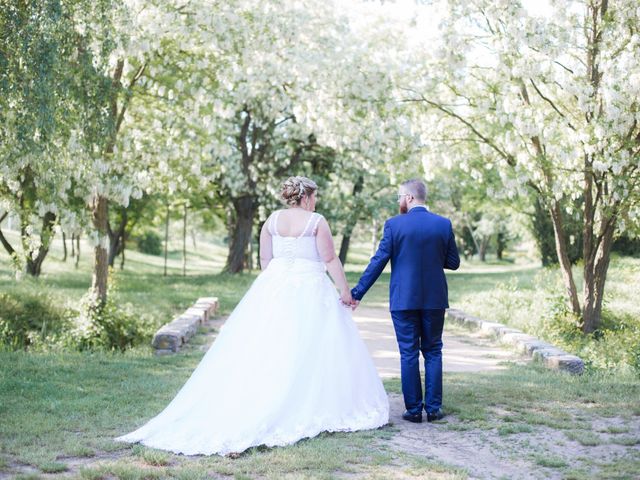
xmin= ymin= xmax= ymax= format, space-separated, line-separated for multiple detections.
xmin=612 ymin=234 xmax=640 ymax=257
xmin=0 ymin=291 xmax=74 ymax=350
xmin=0 ymin=273 xmax=155 ymax=352
xmin=67 ymin=272 xmax=155 ymax=351
xmin=533 ymin=270 xmax=640 ymax=375
xmin=135 ymin=230 xmax=163 ymax=256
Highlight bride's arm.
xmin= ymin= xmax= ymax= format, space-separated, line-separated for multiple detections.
xmin=259 ymin=218 xmax=273 ymax=270
xmin=316 ymin=217 xmax=351 ymax=305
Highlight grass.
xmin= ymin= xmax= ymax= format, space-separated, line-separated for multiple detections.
xmin=610 ymin=436 xmax=640 ymax=446
xmin=535 ymin=455 xmax=568 ymax=468
xmin=1 ymin=231 xmax=640 ymax=478
xmin=497 ymin=424 xmax=533 ymax=436
xmin=445 ymin=253 xmax=640 ymax=373
xmin=0 ymin=229 xmax=256 ymax=320
xmin=565 ymin=431 xmax=603 ymax=446
xmin=2 ymin=347 xmax=639 ymax=478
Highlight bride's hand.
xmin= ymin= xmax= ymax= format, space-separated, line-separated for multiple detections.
xmin=340 ymin=290 xmax=352 ymax=306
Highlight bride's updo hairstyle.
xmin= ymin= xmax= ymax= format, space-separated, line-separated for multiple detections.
xmin=280 ymin=176 xmax=318 ymax=206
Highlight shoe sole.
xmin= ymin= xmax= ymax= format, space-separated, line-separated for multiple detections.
xmin=402 ymin=416 xmax=423 ymax=423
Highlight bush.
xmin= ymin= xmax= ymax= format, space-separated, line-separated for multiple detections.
xmin=67 ymin=272 xmax=156 ymax=351
xmin=533 ymin=270 xmax=640 ymax=375
xmin=0 ymin=291 xmax=74 ymax=350
xmin=479 ymin=265 xmax=640 ymax=375
xmin=136 ymin=230 xmax=163 ymax=256
xmin=0 ymin=273 xmax=155 ymax=352
xmin=612 ymin=234 xmax=640 ymax=257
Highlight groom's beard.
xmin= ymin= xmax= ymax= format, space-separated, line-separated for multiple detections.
xmin=399 ymin=204 xmax=408 ymax=214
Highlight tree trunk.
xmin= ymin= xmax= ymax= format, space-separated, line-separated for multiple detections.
xmin=91 ymin=195 xmax=109 ymax=304
xmin=71 ymin=233 xmax=76 ymax=257
xmin=23 ymin=211 xmax=56 ymax=277
xmin=108 ymin=208 xmax=127 ymax=267
xmin=75 ymin=234 xmax=80 ymax=269
xmin=531 ymin=196 xmax=558 ymax=266
xmin=478 ymin=236 xmax=489 ymax=262
xmin=0 ymin=212 xmax=16 ymax=258
xmin=338 ymin=176 xmax=364 ymax=265
xmin=464 ymin=216 xmax=482 ymax=258
xmin=164 ymin=202 xmax=170 ymax=277
xmin=496 ymin=231 xmax=506 ymax=260
xmin=225 ymin=195 xmax=257 ymax=273
xmin=182 ymin=203 xmax=187 ymax=277
xmin=371 ymin=218 xmax=379 ymax=257
xmin=579 ymin=209 xmax=617 ymax=331
xmin=255 ymin=221 xmax=264 ymax=269
xmin=120 ymin=233 xmax=126 ymax=270
xmin=338 ymin=234 xmax=351 ymax=266
xmin=246 ymin=235 xmax=253 ymax=271
xmin=62 ymin=231 xmax=67 ymax=261
xmin=339 ymin=214 xmax=360 ymax=265
xmin=548 ymin=200 xmax=582 ymax=316
xmin=579 ymin=0 xmax=612 ymax=334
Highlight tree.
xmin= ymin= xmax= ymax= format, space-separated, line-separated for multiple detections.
xmin=408 ymin=0 xmax=640 ymax=332
xmin=0 ymin=0 xmax=81 ymax=276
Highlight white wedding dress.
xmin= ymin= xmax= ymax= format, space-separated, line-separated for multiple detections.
xmin=116 ymin=212 xmax=389 ymax=456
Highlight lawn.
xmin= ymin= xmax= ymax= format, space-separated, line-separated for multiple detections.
xmin=2 ymin=344 xmax=639 ymax=478
xmin=1 ymin=232 xmax=639 ymax=478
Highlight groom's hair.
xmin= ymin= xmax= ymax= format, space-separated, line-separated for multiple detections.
xmin=401 ymin=179 xmax=427 ymax=202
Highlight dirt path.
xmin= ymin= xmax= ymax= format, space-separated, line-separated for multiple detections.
xmin=352 ymin=306 xmax=528 ymax=378
xmin=353 ymin=306 xmax=639 ymax=480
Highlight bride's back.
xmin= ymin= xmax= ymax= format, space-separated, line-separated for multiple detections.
xmin=268 ymin=209 xmax=323 ymax=262
xmin=271 ymin=209 xmax=318 ymax=237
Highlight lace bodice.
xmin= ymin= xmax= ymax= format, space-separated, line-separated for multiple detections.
xmin=268 ymin=211 xmax=323 ymax=262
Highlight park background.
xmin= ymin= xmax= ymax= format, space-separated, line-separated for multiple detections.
xmin=1 ymin=0 xmax=639 ymax=478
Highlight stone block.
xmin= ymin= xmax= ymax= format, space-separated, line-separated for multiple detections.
xmin=493 ymin=327 xmax=522 ymax=338
xmin=543 ymin=354 xmax=585 ymax=375
xmin=445 ymin=309 xmax=466 ymax=322
xmin=479 ymin=322 xmax=505 ymax=336
xmin=532 ymin=347 xmax=568 ymax=362
xmin=152 ymin=296 xmax=221 ymax=355
xmin=519 ymin=340 xmax=556 ymax=355
xmin=152 ymin=330 xmax=182 ymax=352
xmin=196 ymin=297 xmax=219 ymax=316
xmin=502 ymin=332 xmax=537 ymax=345
xmin=443 ymin=307 xmax=585 ymax=375
xmin=461 ymin=315 xmax=483 ymax=329
xmin=173 ymin=316 xmax=199 ymax=339
xmin=184 ymin=307 xmax=207 ymax=324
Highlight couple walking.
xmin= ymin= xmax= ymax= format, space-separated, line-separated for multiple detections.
xmin=116 ymin=176 xmax=460 ymax=455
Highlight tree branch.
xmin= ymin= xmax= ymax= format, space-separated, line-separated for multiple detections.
xmin=529 ymin=79 xmax=576 ymax=131
xmin=400 ymin=87 xmax=516 ymax=167
xmin=0 ymin=219 xmax=17 ymax=257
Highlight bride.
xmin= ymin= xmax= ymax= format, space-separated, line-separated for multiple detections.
xmin=116 ymin=176 xmax=389 ymax=456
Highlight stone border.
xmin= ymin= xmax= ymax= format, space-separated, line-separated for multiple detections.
xmin=152 ymin=297 xmax=219 ymax=355
xmin=446 ymin=308 xmax=584 ymax=375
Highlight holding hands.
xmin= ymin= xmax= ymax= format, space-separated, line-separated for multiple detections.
xmin=340 ymin=290 xmax=352 ymax=307
xmin=339 ymin=289 xmax=360 ymax=311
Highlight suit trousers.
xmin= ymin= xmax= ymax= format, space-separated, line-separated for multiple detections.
xmin=390 ymin=308 xmax=445 ymax=415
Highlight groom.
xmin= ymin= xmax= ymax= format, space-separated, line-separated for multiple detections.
xmin=351 ymin=179 xmax=460 ymax=423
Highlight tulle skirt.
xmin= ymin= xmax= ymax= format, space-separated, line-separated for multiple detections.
xmin=115 ymin=257 xmax=389 ymax=455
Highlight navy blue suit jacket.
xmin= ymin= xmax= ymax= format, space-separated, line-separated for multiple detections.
xmin=351 ymin=206 xmax=460 ymax=311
